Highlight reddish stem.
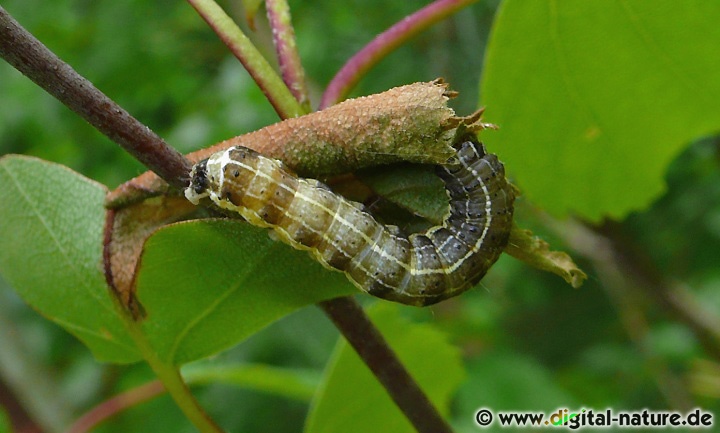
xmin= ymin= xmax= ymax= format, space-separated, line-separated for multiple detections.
xmin=320 ymin=0 xmax=478 ymax=108
xmin=186 ymin=0 xmax=304 ymax=119
xmin=265 ymin=0 xmax=311 ymax=111
xmin=66 ymin=381 xmax=165 ymax=433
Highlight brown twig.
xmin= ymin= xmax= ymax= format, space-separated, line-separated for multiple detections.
xmin=319 ymin=297 xmax=454 ymax=433
xmin=0 ymin=6 xmax=190 ymax=189
xmin=0 ymin=6 xmax=453 ymax=432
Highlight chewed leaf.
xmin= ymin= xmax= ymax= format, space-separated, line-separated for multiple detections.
xmin=505 ymin=225 xmax=587 ymax=288
xmin=104 ymin=195 xmax=203 ymax=314
xmin=0 ymin=155 xmax=139 ymax=363
xmin=135 ymin=219 xmax=355 ymax=366
xmin=106 ymin=80 xmax=462 ymax=209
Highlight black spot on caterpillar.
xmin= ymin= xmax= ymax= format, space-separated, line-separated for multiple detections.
xmin=185 ymin=141 xmax=515 ymax=306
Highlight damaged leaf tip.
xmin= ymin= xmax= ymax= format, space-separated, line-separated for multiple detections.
xmin=505 ymin=225 xmax=588 ymax=288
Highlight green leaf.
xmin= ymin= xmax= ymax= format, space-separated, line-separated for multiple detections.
xmin=482 ymin=0 xmax=720 ymax=221
xmin=0 ymin=156 xmax=138 ymax=363
xmin=305 ymin=303 xmax=464 ymax=433
xmin=358 ymin=164 xmax=447 ymax=224
xmin=135 ymin=219 xmax=356 ymax=365
xmin=454 ymin=351 xmax=576 ymax=433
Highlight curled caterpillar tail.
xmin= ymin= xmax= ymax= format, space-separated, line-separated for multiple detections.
xmin=185 ymin=141 xmax=515 ymax=306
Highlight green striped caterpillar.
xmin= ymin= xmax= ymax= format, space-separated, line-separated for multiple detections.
xmin=185 ymin=140 xmax=515 ymax=306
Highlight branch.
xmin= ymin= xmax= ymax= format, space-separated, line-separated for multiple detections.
xmin=319 ymin=297 xmax=454 ymax=433
xmin=320 ymin=0 xmax=479 ymax=109
xmin=0 ymin=6 xmax=190 ymax=189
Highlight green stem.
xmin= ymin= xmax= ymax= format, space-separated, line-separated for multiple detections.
xmin=154 ymin=367 xmax=221 ymax=433
xmin=126 ymin=323 xmax=224 ymax=433
xmin=186 ymin=0 xmax=304 ymax=119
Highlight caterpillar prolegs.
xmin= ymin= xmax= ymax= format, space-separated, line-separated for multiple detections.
xmin=185 ymin=141 xmax=515 ymax=306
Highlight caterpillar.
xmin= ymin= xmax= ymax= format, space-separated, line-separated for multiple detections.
xmin=185 ymin=140 xmax=515 ymax=306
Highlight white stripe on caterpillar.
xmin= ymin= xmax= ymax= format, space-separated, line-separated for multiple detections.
xmin=185 ymin=140 xmax=515 ymax=306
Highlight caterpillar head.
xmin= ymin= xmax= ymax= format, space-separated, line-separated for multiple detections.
xmin=185 ymin=146 xmax=266 ymax=207
xmin=185 ymin=159 xmax=210 ymax=205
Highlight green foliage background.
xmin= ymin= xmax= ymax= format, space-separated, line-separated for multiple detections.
xmin=1 ymin=0 xmax=720 ymax=432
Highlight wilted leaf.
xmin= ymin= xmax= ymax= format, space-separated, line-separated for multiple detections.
xmin=505 ymin=225 xmax=587 ymax=288
xmin=104 ymin=195 xmax=202 ymax=314
xmin=106 ymin=81 xmax=466 ymax=209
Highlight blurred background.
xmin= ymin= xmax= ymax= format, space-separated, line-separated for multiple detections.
xmin=1 ymin=0 xmax=718 ymax=432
